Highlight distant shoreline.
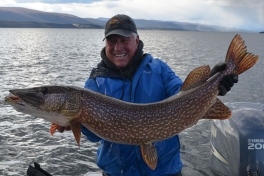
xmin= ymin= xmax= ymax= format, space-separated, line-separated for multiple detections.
xmin=0 ymin=21 xmax=102 ymax=28
xmin=0 ymin=21 xmax=186 ymax=31
xmin=0 ymin=20 xmax=262 ymax=32
xmin=0 ymin=7 xmax=261 ymax=32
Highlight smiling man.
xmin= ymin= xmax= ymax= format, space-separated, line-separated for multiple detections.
xmin=103 ymin=15 xmax=139 ymax=68
xmin=81 ymin=14 xmax=184 ymax=176
xmin=105 ymin=33 xmax=139 ymax=67
xmin=56 ymin=14 xmax=238 ymax=176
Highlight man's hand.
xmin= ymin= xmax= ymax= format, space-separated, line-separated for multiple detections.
xmin=50 ymin=123 xmax=71 ymax=135
xmin=57 ymin=125 xmax=71 ymax=133
xmin=209 ymin=62 xmax=238 ymax=96
xmin=209 ymin=62 xmax=226 ymax=77
xmin=218 ymin=74 xmax=238 ymax=96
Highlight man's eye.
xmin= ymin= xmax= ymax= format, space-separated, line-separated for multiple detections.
xmin=122 ymin=39 xmax=130 ymax=43
xmin=107 ymin=38 xmax=130 ymax=45
xmin=108 ymin=40 xmax=116 ymax=44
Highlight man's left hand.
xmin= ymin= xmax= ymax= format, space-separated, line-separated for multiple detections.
xmin=209 ymin=62 xmax=238 ymax=96
xmin=218 ymin=74 xmax=238 ymax=96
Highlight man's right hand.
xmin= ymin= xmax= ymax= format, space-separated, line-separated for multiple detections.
xmin=57 ymin=125 xmax=71 ymax=133
xmin=50 ymin=123 xmax=71 ymax=135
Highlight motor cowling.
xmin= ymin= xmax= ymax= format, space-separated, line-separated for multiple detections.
xmin=209 ymin=102 xmax=264 ymax=176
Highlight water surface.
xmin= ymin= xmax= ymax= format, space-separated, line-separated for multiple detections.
xmin=0 ymin=29 xmax=263 ymax=176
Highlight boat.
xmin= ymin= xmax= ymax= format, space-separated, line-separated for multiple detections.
xmin=209 ymin=102 xmax=264 ymax=176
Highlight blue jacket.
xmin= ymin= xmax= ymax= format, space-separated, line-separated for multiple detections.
xmin=81 ymin=54 xmax=183 ymax=176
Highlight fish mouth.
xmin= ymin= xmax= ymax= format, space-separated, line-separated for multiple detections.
xmin=5 ymin=89 xmax=45 ymax=107
xmin=5 ymin=93 xmax=26 ymax=106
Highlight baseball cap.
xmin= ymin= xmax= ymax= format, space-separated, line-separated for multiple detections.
xmin=104 ymin=14 xmax=138 ymax=40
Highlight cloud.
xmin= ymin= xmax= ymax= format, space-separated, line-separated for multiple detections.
xmin=214 ymin=0 xmax=264 ymax=30
xmin=13 ymin=0 xmax=102 ymax=4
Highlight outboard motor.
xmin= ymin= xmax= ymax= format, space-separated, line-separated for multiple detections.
xmin=209 ymin=102 xmax=264 ymax=176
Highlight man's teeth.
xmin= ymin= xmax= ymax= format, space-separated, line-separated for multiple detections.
xmin=115 ymin=54 xmax=126 ymax=57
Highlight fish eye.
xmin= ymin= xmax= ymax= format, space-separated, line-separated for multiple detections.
xmin=40 ymin=87 xmax=49 ymax=95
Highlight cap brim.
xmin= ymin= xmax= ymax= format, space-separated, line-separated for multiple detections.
xmin=103 ymin=29 xmax=132 ymax=41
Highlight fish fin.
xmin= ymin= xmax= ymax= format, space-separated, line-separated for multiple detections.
xmin=140 ymin=143 xmax=158 ymax=170
xmin=225 ymin=34 xmax=258 ymax=75
xmin=181 ymin=66 xmax=210 ymax=91
xmin=203 ymin=98 xmax=231 ymax=120
xmin=50 ymin=123 xmax=58 ymax=136
xmin=70 ymin=122 xmax=82 ymax=147
xmin=236 ymin=53 xmax=259 ymax=75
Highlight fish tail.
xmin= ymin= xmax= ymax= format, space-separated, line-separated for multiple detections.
xmin=225 ymin=34 xmax=259 ymax=75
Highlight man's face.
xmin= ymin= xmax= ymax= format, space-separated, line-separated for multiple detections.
xmin=105 ymin=34 xmax=139 ymax=67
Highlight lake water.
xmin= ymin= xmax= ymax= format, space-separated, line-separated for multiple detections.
xmin=0 ymin=29 xmax=263 ymax=176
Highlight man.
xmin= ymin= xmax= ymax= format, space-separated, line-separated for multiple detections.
xmin=59 ymin=14 xmax=237 ymax=176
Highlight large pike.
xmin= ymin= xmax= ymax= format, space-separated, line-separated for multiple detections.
xmin=5 ymin=34 xmax=259 ymax=170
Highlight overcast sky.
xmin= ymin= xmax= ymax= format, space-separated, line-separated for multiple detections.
xmin=1 ymin=0 xmax=264 ymax=32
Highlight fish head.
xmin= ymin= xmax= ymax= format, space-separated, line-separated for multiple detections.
xmin=5 ymin=86 xmax=82 ymax=126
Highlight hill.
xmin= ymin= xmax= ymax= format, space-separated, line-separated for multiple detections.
xmin=0 ymin=7 xmax=245 ymax=32
xmin=0 ymin=7 xmax=90 ymax=24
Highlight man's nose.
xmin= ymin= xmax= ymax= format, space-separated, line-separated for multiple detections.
xmin=114 ymin=41 xmax=123 ymax=50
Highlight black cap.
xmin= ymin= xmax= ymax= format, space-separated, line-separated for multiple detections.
xmin=104 ymin=14 xmax=137 ymax=40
